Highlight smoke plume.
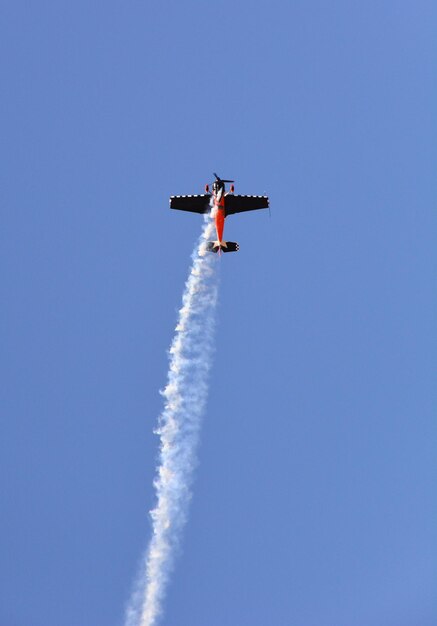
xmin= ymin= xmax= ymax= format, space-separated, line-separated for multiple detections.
xmin=125 ymin=217 xmax=219 ymax=626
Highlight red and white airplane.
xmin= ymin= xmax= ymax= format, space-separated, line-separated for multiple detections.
xmin=170 ymin=173 xmax=269 ymax=253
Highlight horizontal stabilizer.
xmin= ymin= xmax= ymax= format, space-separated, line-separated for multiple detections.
xmin=206 ymin=241 xmax=239 ymax=253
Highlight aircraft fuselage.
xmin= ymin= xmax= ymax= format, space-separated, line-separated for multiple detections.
xmin=211 ymin=186 xmax=226 ymax=244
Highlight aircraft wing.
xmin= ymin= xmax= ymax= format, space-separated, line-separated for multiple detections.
xmin=225 ymin=194 xmax=269 ymax=216
xmin=170 ymin=194 xmax=211 ymax=214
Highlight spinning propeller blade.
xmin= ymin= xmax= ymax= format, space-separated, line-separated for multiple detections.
xmin=213 ymin=172 xmax=234 ymax=183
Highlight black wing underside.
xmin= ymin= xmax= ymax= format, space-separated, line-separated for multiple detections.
xmin=170 ymin=194 xmax=211 ymax=213
xmin=225 ymin=194 xmax=269 ymax=216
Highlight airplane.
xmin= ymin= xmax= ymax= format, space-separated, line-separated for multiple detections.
xmin=169 ymin=173 xmax=269 ymax=253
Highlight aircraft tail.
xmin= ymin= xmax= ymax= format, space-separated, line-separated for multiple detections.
xmin=206 ymin=241 xmax=239 ymax=253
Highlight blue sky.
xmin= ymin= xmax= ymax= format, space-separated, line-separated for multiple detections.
xmin=1 ymin=1 xmax=435 ymax=625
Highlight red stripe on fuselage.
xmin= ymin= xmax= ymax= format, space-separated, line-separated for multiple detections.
xmin=213 ymin=193 xmax=225 ymax=242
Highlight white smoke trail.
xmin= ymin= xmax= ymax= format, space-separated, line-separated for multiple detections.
xmin=125 ymin=216 xmax=219 ymax=626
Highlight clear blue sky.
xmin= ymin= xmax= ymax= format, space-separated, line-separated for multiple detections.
xmin=1 ymin=2 xmax=435 ymax=625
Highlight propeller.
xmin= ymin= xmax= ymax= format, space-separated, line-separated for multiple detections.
xmin=213 ymin=172 xmax=234 ymax=183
